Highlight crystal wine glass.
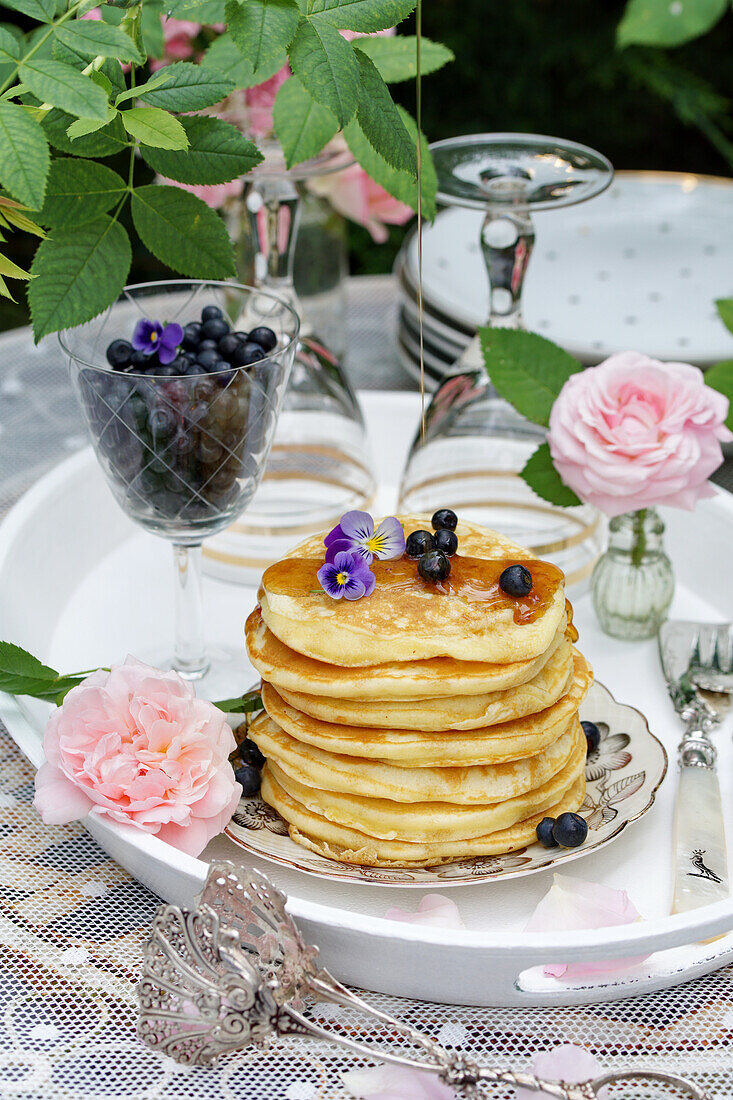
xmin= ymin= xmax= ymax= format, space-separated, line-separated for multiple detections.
xmin=60 ymin=280 xmax=299 ymax=698
xmin=399 ymin=134 xmax=612 ymax=587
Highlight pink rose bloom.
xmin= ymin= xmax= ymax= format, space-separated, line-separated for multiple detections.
xmin=309 ymin=162 xmax=413 ymax=243
xmin=548 ymin=352 xmax=732 ymax=517
xmin=157 ymin=176 xmax=244 ymax=210
xmin=33 ymin=658 xmax=241 ymax=857
xmin=150 ymin=18 xmax=201 ymax=69
xmin=244 ymin=64 xmax=291 ymax=138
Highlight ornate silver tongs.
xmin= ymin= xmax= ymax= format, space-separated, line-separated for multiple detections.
xmin=137 ymin=862 xmax=709 ymax=1099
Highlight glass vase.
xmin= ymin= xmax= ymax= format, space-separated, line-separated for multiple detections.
xmin=591 ymin=508 xmax=675 ymax=640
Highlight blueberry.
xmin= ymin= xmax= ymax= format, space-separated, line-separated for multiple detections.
xmin=148 ymin=407 xmax=177 ymax=440
xmin=405 ymin=529 xmax=434 ymax=557
xmin=199 ymin=339 xmax=218 ymax=351
xmin=201 ymin=305 xmax=223 ymax=322
xmin=234 ymin=763 xmax=261 ymax=796
xmin=146 ymin=363 xmax=178 ymax=377
xmin=182 ymin=322 xmax=202 ymax=350
xmin=183 ymin=361 xmax=208 ymax=377
xmin=432 ymin=508 xmax=457 ymax=531
xmin=418 ymin=549 xmax=451 ymax=583
xmin=239 ymin=738 xmax=265 ymax=769
xmin=167 ymin=355 xmax=190 ymax=375
xmin=233 ymin=341 xmax=266 ymax=366
xmin=536 ymin=816 xmax=559 ymax=848
xmin=201 ymin=318 xmax=230 ymax=342
xmin=196 ymin=348 xmax=220 ymax=369
xmin=129 ymin=350 xmax=148 ymax=370
xmin=233 ymin=331 xmax=250 ymax=343
xmin=106 ymin=338 xmax=132 ymax=370
xmin=581 ymin=720 xmax=601 ymax=754
xmin=433 ymin=528 xmax=458 ymax=556
xmin=218 ymin=332 xmax=241 ymax=359
xmin=210 ymin=359 xmax=232 ymax=373
xmin=553 ymin=812 xmax=588 ymax=848
xmin=499 ymin=564 xmax=533 ymax=597
xmin=248 ymin=325 xmax=277 ymax=352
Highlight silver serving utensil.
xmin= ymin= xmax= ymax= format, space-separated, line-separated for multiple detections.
xmin=137 ymin=862 xmax=709 ymax=1099
xmin=688 ymin=622 xmax=733 ymax=695
xmin=659 ymin=621 xmax=730 ymax=914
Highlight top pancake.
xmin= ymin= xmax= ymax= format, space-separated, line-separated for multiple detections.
xmin=258 ymin=515 xmax=566 ymax=666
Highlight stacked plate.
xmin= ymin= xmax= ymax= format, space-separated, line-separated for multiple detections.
xmin=396 ymin=171 xmax=733 ymax=387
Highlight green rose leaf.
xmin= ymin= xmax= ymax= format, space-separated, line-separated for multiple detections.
xmin=288 ymin=16 xmax=359 ymax=127
xmin=114 ymin=69 xmax=175 ymax=106
xmin=130 ymin=184 xmax=235 ymax=278
xmin=122 ymin=107 xmax=189 ymax=150
xmin=166 ymin=0 xmax=226 ymax=21
xmin=0 ymin=102 xmax=50 ymax=208
xmin=212 ymin=689 xmax=263 ymax=714
xmin=0 ymin=0 xmax=54 ymax=22
xmin=351 ymin=34 xmax=453 ymax=82
xmin=54 ymin=21 xmax=144 ymax=63
xmin=43 ymin=106 xmax=128 ymax=157
xmin=141 ymin=115 xmax=262 ymax=184
xmin=141 ymin=0 xmax=166 ymax=58
xmin=521 ymin=443 xmax=582 ymax=508
xmin=28 ymin=214 xmax=132 ymax=340
xmin=479 ymin=327 xmax=583 ymax=428
xmin=0 ymin=26 xmax=20 ymax=63
xmin=226 ymin=0 xmax=300 ymax=73
xmin=66 ymin=108 xmax=118 ymax=141
xmin=704 ymin=360 xmax=733 ymax=431
xmin=715 ymin=297 xmax=733 ymax=336
xmin=35 ymin=158 xmax=126 ymax=227
xmin=19 ymin=59 xmax=111 ymax=120
xmin=343 ymin=105 xmax=435 ymax=217
xmin=136 ymin=61 xmax=236 ymax=112
xmin=273 ymin=75 xmax=338 ymax=168
xmin=0 ymin=639 xmax=59 ymax=696
xmin=201 ymin=34 xmax=257 ymax=87
xmin=307 ymin=0 xmax=416 ymax=32
xmin=617 ymin=0 xmax=727 ymax=48
xmin=353 ymin=47 xmax=416 ymax=176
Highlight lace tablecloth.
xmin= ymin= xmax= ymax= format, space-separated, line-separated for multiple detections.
xmin=1 ymin=275 xmax=733 ymax=1099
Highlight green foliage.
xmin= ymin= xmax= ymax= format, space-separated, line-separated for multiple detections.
xmin=1 ymin=0 xmax=55 ymax=22
xmin=353 ymin=47 xmax=416 ymax=175
xmin=121 ymin=105 xmax=189 ymax=149
xmin=136 ymin=60 xmax=235 ymax=110
xmin=344 ymin=104 xmax=435 ymax=216
xmin=705 ymin=361 xmax=733 ymax=430
xmin=130 ymin=184 xmax=236 ymax=278
xmin=19 ymin=59 xmax=111 ymax=117
xmin=140 ymin=114 xmax=262 ymax=183
xmin=307 ymin=0 xmax=417 ymax=34
xmin=352 ymin=34 xmax=453 ymax=82
xmin=0 ymin=102 xmax=50 ymax=207
xmin=54 ymin=20 xmax=143 ymax=63
xmin=28 ymin=214 xmax=131 ymax=338
xmin=225 ymin=0 xmax=300 ymax=74
xmin=288 ymin=17 xmax=359 ymax=126
xmin=273 ymin=74 xmax=338 ymax=168
xmin=0 ymin=27 xmax=20 ymax=63
xmin=479 ymin=328 xmax=583 ymax=428
xmin=715 ymin=298 xmax=733 ymax=335
xmin=201 ymin=33 xmax=261 ymax=86
xmin=521 ymin=444 xmax=582 ymax=508
xmin=35 ymin=157 xmax=125 ymax=226
xmin=617 ymin=0 xmax=727 ymax=48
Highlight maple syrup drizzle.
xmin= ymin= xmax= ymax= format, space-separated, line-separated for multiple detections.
xmin=263 ymin=556 xmax=564 ymax=625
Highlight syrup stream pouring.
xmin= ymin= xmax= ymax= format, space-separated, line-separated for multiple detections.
xmin=136 ymin=862 xmax=708 ymax=1099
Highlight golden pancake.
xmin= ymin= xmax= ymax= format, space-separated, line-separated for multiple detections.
xmin=250 ymin=710 xmax=579 ymax=804
xmin=259 ymin=650 xmax=593 ymax=767
xmin=246 ymin=605 xmax=569 ymax=699
xmin=276 ymin=636 xmax=573 ymax=731
xmin=263 ymin=727 xmax=585 ymax=843
xmin=259 ymin=515 xmax=566 ymax=666
xmin=261 ymin=770 xmax=587 ymax=867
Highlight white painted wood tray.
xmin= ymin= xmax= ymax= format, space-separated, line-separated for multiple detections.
xmin=2 ymin=391 xmax=733 ymax=1007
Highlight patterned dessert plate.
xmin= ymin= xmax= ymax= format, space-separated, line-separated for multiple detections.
xmin=225 ymin=681 xmax=667 ymax=887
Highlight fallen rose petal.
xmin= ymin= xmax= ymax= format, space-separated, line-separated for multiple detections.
xmin=343 ymin=1063 xmax=455 ymax=1100
xmin=384 ymin=894 xmax=465 ymax=929
xmin=525 ymin=873 xmax=648 ymax=978
xmin=515 ymin=1044 xmax=608 ymax=1100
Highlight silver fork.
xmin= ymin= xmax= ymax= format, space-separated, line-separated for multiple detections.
xmin=689 ymin=622 xmax=733 ymax=695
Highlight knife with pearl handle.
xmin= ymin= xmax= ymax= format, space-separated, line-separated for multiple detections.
xmin=659 ymin=621 xmax=730 ymax=914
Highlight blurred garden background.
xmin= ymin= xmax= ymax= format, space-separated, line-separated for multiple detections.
xmin=2 ymin=0 xmax=732 ymax=332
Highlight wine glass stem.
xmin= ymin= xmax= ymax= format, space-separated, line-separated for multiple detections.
xmin=172 ymin=544 xmax=209 ymax=680
xmin=480 ymin=204 xmax=535 ymax=329
xmin=246 ymin=176 xmax=302 ymax=313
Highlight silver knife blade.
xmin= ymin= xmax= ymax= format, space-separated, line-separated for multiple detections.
xmin=658 ymin=621 xmax=710 ymax=717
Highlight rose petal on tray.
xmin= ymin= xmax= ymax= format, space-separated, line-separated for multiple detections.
xmin=525 ymin=873 xmax=649 ymax=978
xmin=515 ymin=1044 xmax=608 ymax=1100
xmin=343 ymin=1064 xmax=456 ymax=1100
xmin=385 ymin=894 xmax=465 ymax=929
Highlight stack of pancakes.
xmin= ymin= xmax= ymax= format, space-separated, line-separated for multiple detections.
xmin=245 ymin=515 xmax=593 ymax=868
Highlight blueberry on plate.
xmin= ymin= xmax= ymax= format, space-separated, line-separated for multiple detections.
xmin=182 ymin=322 xmax=201 ymax=350
xmin=106 ymin=338 xmax=132 ymax=370
xmin=201 ymin=305 xmax=223 ymax=322
xmin=432 ymin=508 xmax=457 ymax=531
xmin=418 ymin=549 xmax=451 ymax=583
xmin=248 ymin=325 xmax=277 ymax=352
xmin=553 ymin=812 xmax=588 ymax=848
xmin=233 ymin=341 xmax=266 ymax=366
xmin=201 ymin=317 xmax=230 ymax=341
xmin=218 ymin=332 xmax=241 ymax=359
xmin=536 ymin=816 xmax=558 ymax=848
xmin=239 ymin=738 xmax=265 ymax=769
xmin=581 ymin=720 xmax=601 ymax=754
xmin=433 ymin=528 xmax=458 ymax=556
xmin=499 ymin=564 xmax=533 ymax=597
xmin=234 ymin=763 xmax=261 ymax=796
xmin=405 ymin=529 xmax=434 ymax=557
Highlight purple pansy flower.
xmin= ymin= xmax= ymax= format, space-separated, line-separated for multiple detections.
xmin=317 ymin=550 xmax=376 ymax=600
xmin=324 ymin=510 xmax=405 ymax=564
xmin=132 ymin=319 xmax=184 ymax=365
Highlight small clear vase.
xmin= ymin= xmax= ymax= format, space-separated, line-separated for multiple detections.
xmin=591 ymin=508 xmax=675 ymax=640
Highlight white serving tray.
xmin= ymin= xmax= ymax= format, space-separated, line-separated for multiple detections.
xmin=2 ymin=391 xmax=733 ymax=1008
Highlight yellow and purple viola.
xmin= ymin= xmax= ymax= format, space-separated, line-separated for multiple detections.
xmin=318 ymin=511 xmax=405 ymax=600
xmin=132 ymin=318 xmax=184 ymax=365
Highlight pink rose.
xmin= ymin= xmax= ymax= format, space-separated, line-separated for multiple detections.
xmin=157 ymin=175 xmax=244 ymax=210
xmin=244 ymin=64 xmax=291 ymax=138
xmin=150 ymin=18 xmax=202 ymax=69
xmin=308 ymin=162 xmax=413 ymax=243
xmin=33 ymin=658 xmax=241 ymax=857
xmin=548 ymin=352 xmax=732 ymax=516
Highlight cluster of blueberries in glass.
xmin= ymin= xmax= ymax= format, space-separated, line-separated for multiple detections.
xmin=405 ymin=508 xmax=460 ymax=582
xmin=536 ymin=721 xmax=600 ymax=850
xmin=232 ymin=725 xmax=266 ymax=797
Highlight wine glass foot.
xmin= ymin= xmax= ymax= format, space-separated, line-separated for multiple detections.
xmin=140 ymin=644 xmax=253 ymax=704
